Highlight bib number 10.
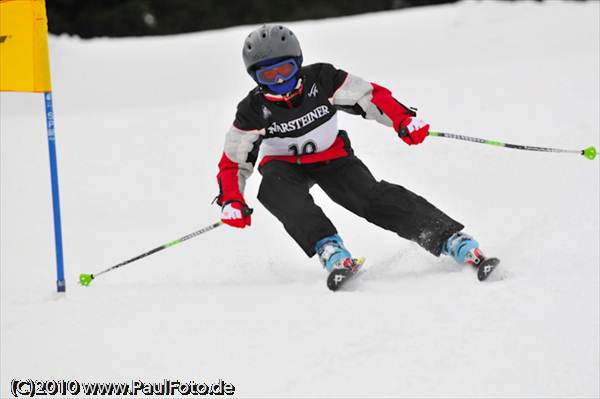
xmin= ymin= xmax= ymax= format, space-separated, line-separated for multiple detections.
xmin=288 ymin=141 xmax=317 ymax=157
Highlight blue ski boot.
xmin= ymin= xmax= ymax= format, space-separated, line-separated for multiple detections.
xmin=315 ymin=234 xmax=364 ymax=291
xmin=316 ymin=234 xmax=352 ymax=272
xmin=442 ymin=232 xmax=500 ymax=281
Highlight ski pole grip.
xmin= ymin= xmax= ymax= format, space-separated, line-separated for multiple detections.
xmin=242 ymin=206 xmax=254 ymax=217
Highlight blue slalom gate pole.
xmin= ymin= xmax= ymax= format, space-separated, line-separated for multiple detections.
xmin=44 ymin=92 xmax=66 ymax=292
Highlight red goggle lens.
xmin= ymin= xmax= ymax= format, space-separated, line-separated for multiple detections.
xmin=257 ymin=62 xmax=295 ymax=83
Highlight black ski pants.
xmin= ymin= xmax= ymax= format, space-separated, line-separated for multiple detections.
xmin=257 ymin=154 xmax=463 ymax=258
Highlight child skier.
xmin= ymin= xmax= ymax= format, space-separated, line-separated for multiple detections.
xmin=215 ymin=24 xmax=498 ymax=290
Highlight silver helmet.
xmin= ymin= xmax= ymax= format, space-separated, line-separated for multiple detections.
xmin=242 ymin=24 xmax=302 ymax=72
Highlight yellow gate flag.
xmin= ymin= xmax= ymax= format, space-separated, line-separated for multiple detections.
xmin=0 ymin=0 xmax=52 ymax=92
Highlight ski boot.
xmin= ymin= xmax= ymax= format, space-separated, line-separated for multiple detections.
xmin=316 ymin=234 xmax=364 ymax=291
xmin=442 ymin=232 xmax=500 ymax=281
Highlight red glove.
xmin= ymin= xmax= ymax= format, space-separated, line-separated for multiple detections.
xmin=221 ymin=200 xmax=252 ymax=228
xmin=398 ymin=117 xmax=429 ymax=145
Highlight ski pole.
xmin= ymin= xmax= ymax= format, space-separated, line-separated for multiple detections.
xmin=79 ymin=221 xmax=224 ymax=286
xmin=428 ymin=131 xmax=597 ymax=160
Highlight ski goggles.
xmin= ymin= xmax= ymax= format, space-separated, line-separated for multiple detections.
xmin=255 ymin=58 xmax=299 ymax=85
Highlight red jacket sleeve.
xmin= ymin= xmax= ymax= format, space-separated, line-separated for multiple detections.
xmin=216 ymin=94 xmax=265 ymax=206
xmin=369 ymin=83 xmax=415 ymax=132
xmin=329 ymin=69 xmax=416 ymax=132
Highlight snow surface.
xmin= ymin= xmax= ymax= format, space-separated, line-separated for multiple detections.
xmin=1 ymin=1 xmax=599 ymax=397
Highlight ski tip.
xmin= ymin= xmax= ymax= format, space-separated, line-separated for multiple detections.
xmin=327 ymin=269 xmax=352 ymax=291
xmin=327 ymin=257 xmax=366 ymax=292
xmin=477 ymin=257 xmax=501 ymax=281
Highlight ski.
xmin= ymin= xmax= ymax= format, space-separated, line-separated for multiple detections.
xmin=327 ymin=257 xmax=366 ymax=291
xmin=477 ymin=257 xmax=501 ymax=281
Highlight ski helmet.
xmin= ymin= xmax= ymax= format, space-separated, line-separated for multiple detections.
xmin=242 ymin=24 xmax=303 ymax=73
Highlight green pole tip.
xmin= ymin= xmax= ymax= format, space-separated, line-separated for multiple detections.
xmin=79 ymin=273 xmax=94 ymax=286
xmin=582 ymin=146 xmax=597 ymax=160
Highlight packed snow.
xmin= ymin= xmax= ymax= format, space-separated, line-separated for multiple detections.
xmin=1 ymin=1 xmax=599 ymax=397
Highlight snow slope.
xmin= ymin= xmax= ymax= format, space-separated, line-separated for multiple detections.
xmin=1 ymin=1 xmax=599 ymax=397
